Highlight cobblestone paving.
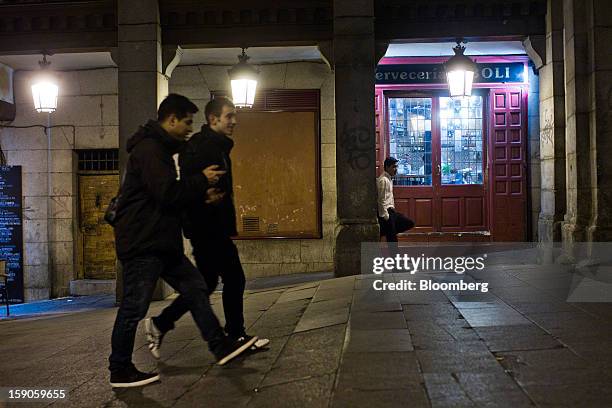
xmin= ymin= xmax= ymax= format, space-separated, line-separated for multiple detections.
xmin=1 ymin=266 xmax=612 ymax=407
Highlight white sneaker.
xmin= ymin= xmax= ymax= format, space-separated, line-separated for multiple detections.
xmin=252 ymin=338 xmax=270 ymax=350
xmin=144 ymin=318 xmax=164 ymax=359
xmin=215 ymin=336 xmax=258 ymax=366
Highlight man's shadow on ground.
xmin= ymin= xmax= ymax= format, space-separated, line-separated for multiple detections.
xmin=113 ymin=384 xmax=165 ymax=407
xmin=113 ymin=347 xmax=271 ymax=403
xmin=156 ymin=346 xmax=270 ymax=378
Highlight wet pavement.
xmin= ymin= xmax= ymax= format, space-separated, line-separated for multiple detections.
xmin=1 ymin=265 xmax=612 ymax=407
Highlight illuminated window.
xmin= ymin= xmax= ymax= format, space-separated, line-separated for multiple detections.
xmin=439 ymin=96 xmax=483 ymax=185
xmin=387 ymin=97 xmax=432 ymax=186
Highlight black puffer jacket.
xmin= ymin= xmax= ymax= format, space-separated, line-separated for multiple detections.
xmin=114 ymin=120 xmax=209 ymax=261
xmin=180 ymin=125 xmax=238 ymax=239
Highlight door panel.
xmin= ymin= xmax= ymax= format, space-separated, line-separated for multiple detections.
xmin=441 ymin=198 xmax=460 ymax=227
xmin=465 ymin=197 xmax=485 ymax=226
xmin=414 ymin=199 xmax=434 ymax=228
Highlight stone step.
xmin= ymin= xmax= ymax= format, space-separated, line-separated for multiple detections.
xmin=69 ymin=279 xmax=116 ymax=296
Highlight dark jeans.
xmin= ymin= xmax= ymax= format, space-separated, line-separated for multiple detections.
xmin=154 ymin=236 xmax=246 ymax=338
xmin=378 ymin=208 xmax=415 ymax=248
xmin=109 ymin=255 xmax=224 ymax=372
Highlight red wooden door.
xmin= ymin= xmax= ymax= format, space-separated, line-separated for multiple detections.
xmin=381 ymin=92 xmax=489 ymax=236
xmin=489 ymin=88 xmax=527 ymax=241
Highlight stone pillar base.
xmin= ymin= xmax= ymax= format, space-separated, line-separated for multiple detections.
xmin=562 ymin=219 xmax=587 ymax=245
xmin=560 ymin=219 xmax=588 ymax=263
xmin=538 ymin=213 xmax=564 ymax=264
xmin=334 ymin=222 xmax=379 ymax=277
xmin=587 ymin=225 xmax=612 ymax=242
xmin=538 ymin=213 xmax=557 ymax=243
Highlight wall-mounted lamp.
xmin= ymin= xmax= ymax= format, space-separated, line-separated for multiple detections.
xmin=228 ymin=48 xmax=259 ymax=108
xmin=444 ymin=40 xmax=476 ymax=98
xmin=31 ymin=54 xmax=59 ymax=113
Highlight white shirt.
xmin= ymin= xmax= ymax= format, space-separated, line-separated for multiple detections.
xmin=376 ymin=171 xmax=394 ymax=220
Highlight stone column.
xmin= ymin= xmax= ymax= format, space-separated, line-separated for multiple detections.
xmin=333 ymin=0 xmax=379 ymax=277
xmin=586 ymin=0 xmax=612 ymax=241
xmin=117 ymin=0 xmax=167 ymax=170
xmin=562 ymin=0 xmax=593 ymax=249
xmin=525 ymin=1 xmax=567 ymax=262
xmin=116 ymin=0 xmax=169 ymax=300
xmin=527 ymin=65 xmax=541 ymax=241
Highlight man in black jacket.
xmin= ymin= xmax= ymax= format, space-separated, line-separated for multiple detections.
xmin=109 ymin=94 xmax=257 ymax=388
xmin=146 ymin=97 xmax=268 ymax=358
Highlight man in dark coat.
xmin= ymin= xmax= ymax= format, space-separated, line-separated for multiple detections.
xmin=109 ymin=94 xmax=257 ymax=388
xmin=145 ymin=97 xmax=269 ymax=358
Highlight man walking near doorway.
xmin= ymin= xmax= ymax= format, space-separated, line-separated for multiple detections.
xmin=109 ymin=94 xmax=257 ymax=388
xmin=377 ymin=157 xmax=415 ymax=248
xmin=145 ymin=96 xmax=269 ymax=359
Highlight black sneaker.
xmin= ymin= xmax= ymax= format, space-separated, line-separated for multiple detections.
xmin=214 ymin=336 xmax=258 ymax=366
xmin=144 ymin=318 xmax=164 ymax=359
xmin=110 ymin=365 xmax=160 ymax=388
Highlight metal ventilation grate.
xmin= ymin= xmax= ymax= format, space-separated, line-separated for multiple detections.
xmin=78 ymin=149 xmax=119 ymax=171
xmin=242 ymin=216 xmax=260 ymax=232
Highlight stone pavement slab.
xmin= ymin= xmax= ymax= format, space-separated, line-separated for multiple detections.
xmin=349 ymin=310 xmax=407 ymax=330
xmin=423 ymin=373 xmax=476 ymax=408
xmin=473 ymin=325 xmax=562 ymax=352
xmin=346 ymin=329 xmax=414 ymax=353
xmin=262 ymin=325 xmax=345 ymax=387
xmin=335 ymin=352 xmax=422 ymax=389
xmin=331 ymin=384 xmax=430 ymax=408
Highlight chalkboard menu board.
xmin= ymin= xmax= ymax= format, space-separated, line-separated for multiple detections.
xmin=0 ymin=166 xmax=23 ymax=303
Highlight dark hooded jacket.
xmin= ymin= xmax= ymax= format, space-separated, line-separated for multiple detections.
xmin=180 ymin=125 xmax=237 ymax=239
xmin=114 ymin=120 xmax=209 ymax=261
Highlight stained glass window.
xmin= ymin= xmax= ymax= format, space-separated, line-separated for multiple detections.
xmin=387 ymin=97 xmax=432 ymax=186
xmin=439 ymin=96 xmax=484 ymax=185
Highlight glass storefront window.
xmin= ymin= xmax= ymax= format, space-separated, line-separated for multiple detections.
xmin=388 ymin=97 xmax=432 ymax=186
xmin=439 ymin=96 xmax=483 ymax=185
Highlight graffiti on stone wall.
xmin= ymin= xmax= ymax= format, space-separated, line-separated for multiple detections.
xmin=541 ymin=108 xmax=554 ymax=146
xmin=340 ymin=122 xmax=372 ymax=170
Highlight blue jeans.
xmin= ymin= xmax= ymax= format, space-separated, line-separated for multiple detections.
xmin=154 ymin=236 xmax=246 ymax=338
xmin=108 ymin=255 xmax=225 ymax=372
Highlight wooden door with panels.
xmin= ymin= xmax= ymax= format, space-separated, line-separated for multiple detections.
xmin=76 ymin=149 xmax=119 ymax=280
xmin=78 ymin=174 xmax=118 ymax=279
xmin=489 ymin=87 xmax=527 ymax=241
xmin=380 ymin=91 xmax=489 ymax=237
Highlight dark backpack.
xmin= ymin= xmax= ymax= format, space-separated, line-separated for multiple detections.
xmin=104 ymin=169 xmax=126 ymax=227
